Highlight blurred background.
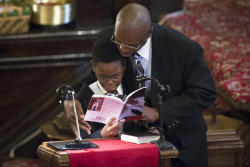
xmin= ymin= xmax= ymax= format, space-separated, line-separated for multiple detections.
xmin=0 ymin=0 xmax=249 ymax=166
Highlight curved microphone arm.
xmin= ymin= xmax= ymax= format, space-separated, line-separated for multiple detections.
xmin=56 ymin=84 xmax=82 ymax=140
xmin=136 ymin=75 xmax=170 ymax=98
xmin=136 ymin=75 xmax=174 ymax=150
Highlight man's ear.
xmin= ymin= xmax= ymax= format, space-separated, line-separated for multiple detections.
xmin=148 ymin=26 xmax=153 ymax=38
xmin=91 ymin=60 xmax=95 ymax=72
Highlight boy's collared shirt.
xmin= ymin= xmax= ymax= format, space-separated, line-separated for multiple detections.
xmin=89 ymin=80 xmax=123 ymax=95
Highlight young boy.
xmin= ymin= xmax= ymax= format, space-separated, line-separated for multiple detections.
xmin=76 ymin=37 xmax=138 ymax=138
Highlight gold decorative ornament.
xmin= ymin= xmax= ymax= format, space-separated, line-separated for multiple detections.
xmin=26 ymin=0 xmax=75 ymax=26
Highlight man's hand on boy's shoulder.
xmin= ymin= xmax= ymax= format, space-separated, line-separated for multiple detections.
xmin=142 ymin=106 xmax=159 ymax=123
xmin=64 ymin=99 xmax=92 ymax=136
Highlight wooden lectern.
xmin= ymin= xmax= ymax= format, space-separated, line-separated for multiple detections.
xmin=38 ymin=114 xmax=178 ymax=167
xmin=38 ymin=113 xmax=250 ymax=167
xmin=36 ymin=139 xmax=178 ymax=167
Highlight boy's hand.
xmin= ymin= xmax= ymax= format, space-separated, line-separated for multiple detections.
xmin=101 ymin=117 xmax=124 ymax=138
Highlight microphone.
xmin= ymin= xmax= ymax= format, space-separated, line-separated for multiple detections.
xmin=47 ymin=84 xmax=98 ymax=150
xmin=136 ymin=76 xmax=174 ymax=150
xmin=136 ymin=75 xmax=170 ymax=94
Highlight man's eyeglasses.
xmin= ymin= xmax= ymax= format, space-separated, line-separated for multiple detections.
xmin=111 ymin=34 xmax=142 ymax=50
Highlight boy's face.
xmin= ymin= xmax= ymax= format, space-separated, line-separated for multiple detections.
xmin=93 ymin=60 xmax=125 ymax=93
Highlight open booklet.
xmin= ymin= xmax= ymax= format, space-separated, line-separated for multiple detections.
xmin=84 ymin=87 xmax=146 ymax=124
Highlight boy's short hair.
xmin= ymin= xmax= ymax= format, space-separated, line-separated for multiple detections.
xmin=92 ymin=37 xmax=125 ymax=63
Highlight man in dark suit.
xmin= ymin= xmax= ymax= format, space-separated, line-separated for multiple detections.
xmin=65 ymin=3 xmax=216 ymax=167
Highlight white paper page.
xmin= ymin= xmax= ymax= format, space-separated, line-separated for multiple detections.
xmin=84 ymin=95 xmax=124 ymax=124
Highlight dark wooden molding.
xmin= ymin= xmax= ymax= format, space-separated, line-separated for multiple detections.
xmin=0 ymin=53 xmax=92 ymax=69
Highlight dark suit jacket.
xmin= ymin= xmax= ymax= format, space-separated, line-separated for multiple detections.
xmin=96 ymin=24 xmax=217 ymax=167
xmin=150 ymin=24 xmax=216 ymax=167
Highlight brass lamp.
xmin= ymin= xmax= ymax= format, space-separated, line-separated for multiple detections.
xmin=26 ymin=0 xmax=75 ymax=26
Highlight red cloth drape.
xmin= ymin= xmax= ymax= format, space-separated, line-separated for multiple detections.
xmin=66 ymin=139 xmax=159 ymax=167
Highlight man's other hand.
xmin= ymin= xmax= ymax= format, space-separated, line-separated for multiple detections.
xmin=142 ymin=106 xmax=159 ymax=123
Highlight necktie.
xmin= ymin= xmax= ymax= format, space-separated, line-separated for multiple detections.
xmin=105 ymin=90 xmax=119 ymax=96
xmin=134 ymin=53 xmax=145 ymax=87
xmin=134 ymin=52 xmax=144 ymax=76
xmin=105 ymin=91 xmax=125 ymax=100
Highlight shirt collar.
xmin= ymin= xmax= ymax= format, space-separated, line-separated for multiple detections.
xmin=137 ymin=36 xmax=152 ymax=61
xmin=96 ymin=81 xmax=123 ymax=95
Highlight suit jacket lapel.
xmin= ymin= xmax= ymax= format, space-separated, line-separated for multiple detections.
xmin=149 ymin=25 xmax=173 ymax=107
xmin=151 ymin=25 xmax=171 ymax=84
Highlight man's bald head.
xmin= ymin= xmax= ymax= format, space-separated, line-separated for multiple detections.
xmin=112 ymin=3 xmax=153 ymax=57
xmin=115 ymin=3 xmax=152 ymax=38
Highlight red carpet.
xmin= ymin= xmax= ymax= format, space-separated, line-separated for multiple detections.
xmin=1 ymin=158 xmax=46 ymax=167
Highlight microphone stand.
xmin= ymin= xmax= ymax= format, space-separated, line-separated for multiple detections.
xmin=47 ymin=84 xmax=98 ymax=150
xmin=136 ymin=76 xmax=174 ymax=150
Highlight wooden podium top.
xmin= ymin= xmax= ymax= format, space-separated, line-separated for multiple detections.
xmin=36 ymin=139 xmax=178 ymax=167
